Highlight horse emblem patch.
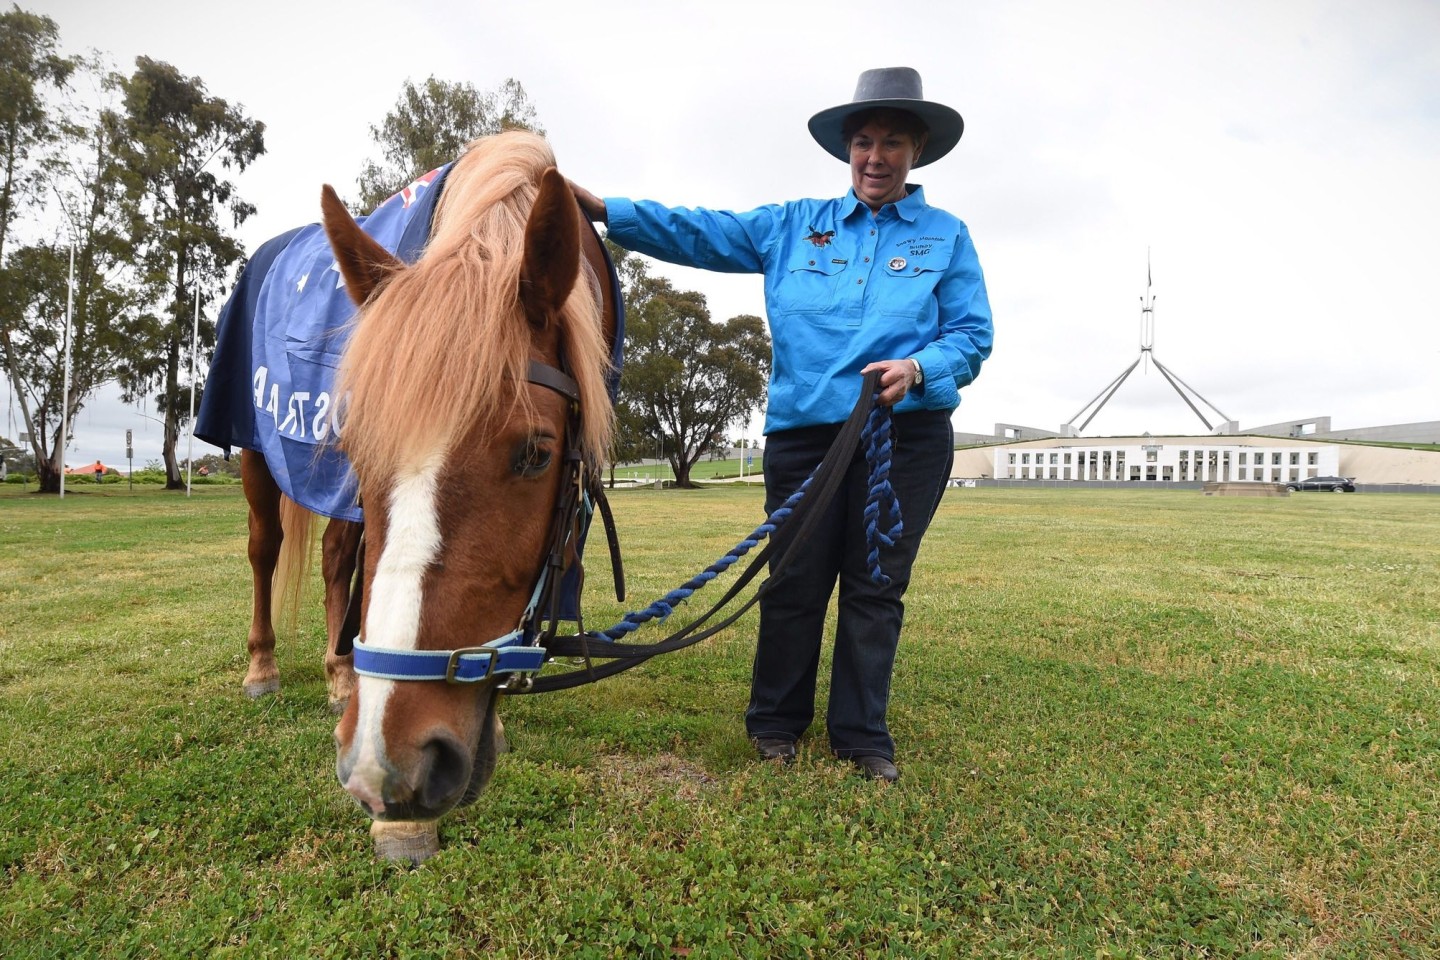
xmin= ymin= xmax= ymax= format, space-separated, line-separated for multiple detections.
xmin=888 ymin=256 xmax=907 ymax=271
xmin=804 ymin=227 xmax=836 ymax=248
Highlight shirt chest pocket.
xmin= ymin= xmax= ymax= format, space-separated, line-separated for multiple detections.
xmin=880 ymin=240 xmax=955 ymax=319
xmin=782 ymin=250 xmax=847 ymax=314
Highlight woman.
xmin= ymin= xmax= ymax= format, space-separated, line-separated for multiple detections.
xmin=573 ymin=67 xmax=993 ymax=781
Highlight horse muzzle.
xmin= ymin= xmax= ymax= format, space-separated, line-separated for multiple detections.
xmin=335 ymin=685 xmax=502 ymax=821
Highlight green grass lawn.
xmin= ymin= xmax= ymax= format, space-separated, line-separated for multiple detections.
xmin=1 ymin=483 xmax=1437 ymax=957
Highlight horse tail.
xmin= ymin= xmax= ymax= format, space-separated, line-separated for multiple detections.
xmin=273 ymin=497 xmax=317 ymax=638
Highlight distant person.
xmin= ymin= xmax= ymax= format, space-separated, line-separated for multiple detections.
xmin=93 ymin=460 xmax=104 ymax=483
xmin=571 ymin=67 xmax=993 ymax=782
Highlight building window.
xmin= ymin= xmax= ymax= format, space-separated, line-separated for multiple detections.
xmin=1238 ymin=467 xmax=1248 ymax=480
xmin=1272 ymin=452 xmax=1282 ymax=466
xmin=1008 ymin=454 xmax=1016 ymax=465
xmin=1238 ymin=452 xmax=1247 ymax=465
xmin=1289 ymin=452 xmax=1300 ymax=465
xmin=1308 ymin=452 xmax=1318 ymax=465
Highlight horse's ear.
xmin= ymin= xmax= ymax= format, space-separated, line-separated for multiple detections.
xmin=320 ymin=185 xmax=403 ymax=306
xmin=520 ymin=167 xmax=581 ymax=328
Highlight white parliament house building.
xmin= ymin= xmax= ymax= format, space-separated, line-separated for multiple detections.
xmin=990 ymin=437 xmax=1338 ymax=484
xmin=949 ymin=418 xmax=1440 ymax=491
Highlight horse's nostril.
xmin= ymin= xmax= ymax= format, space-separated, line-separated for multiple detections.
xmin=416 ymin=734 xmax=472 ymax=812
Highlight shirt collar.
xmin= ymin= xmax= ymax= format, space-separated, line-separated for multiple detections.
xmin=840 ymin=184 xmax=928 ymax=223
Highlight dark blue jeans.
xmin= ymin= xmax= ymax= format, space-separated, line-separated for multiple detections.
xmin=746 ymin=409 xmax=954 ymax=760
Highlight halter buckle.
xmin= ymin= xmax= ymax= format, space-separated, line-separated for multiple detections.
xmin=444 ymin=646 xmax=493 ymax=684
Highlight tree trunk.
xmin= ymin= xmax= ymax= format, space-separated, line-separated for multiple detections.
xmin=674 ymin=457 xmax=695 ymax=489
xmin=39 ymin=428 xmax=64 ymax=493
xmin=162 ymin=331 xmax=182 ymax=488
xmin=36 ymin=461 xmax=60 ymax=494
xmin=162 ymin=259 xmax=186 ymax=489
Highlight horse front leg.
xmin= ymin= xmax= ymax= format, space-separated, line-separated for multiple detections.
xmin=321 ymin=519 xmax=362 ymax=713
xmin=241 ymin=450 xmax=282 ymax=697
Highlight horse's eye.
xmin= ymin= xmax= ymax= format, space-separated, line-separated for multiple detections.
xmin=512 ymin=437 xmax=554 ymax=478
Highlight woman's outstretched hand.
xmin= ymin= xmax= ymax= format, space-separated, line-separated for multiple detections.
xmin=567 ymin=180 xmax=607 ymax=224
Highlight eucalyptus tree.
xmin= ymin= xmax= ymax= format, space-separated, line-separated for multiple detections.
xmin=2 ymin=107 xmax=136 ymax=492
xmin=2 ymin=56 xmax=138 ymax=493
xmin=108 ymin=56 xmax=264 ymax=488
xmin=0 ymin=5 xmax=74 ymax=488
xmin=610 ymin=249 xmax=770 ymax=488
xmin=0 ymin=13 xmax=130 ymax=494
xmin=355 ymin=76 xmax=542 ymax=211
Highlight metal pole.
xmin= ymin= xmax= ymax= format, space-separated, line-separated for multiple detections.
xmin=186 ymin=280 xmax=200 ymax=496
xmin=60 ymin=245 xmax=74 ymax=499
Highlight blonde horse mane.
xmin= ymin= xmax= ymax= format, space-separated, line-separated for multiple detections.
xmin=335 ymin=131 xmax=613 ymax=478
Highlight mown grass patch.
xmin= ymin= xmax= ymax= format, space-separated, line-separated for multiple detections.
xmin=1 ymin=483 xmax=1437 ymax=957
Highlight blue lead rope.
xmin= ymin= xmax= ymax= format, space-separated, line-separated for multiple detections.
xmin=598 ymin=475 xmax=814 ymax=640
xmin=598 ymin=394 xmax=903 ymax=640
xmin=861 ymin=398 xmax=904 ymax=585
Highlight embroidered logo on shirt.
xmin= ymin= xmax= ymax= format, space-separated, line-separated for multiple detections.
xmin=888 ymin=256 xmax=907 ymax=271
xmin=804 ymin=226 xmax=835 ymax=248
xmin=896 ymin=236 xmax=946 ymax=257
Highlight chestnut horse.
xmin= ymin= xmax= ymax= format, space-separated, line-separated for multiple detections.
xmin=237 ymin=132 xmax=616 ymax=862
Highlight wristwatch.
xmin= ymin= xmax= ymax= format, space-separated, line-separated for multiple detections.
xmin=909 ymin=358 xmax=924 ymax=386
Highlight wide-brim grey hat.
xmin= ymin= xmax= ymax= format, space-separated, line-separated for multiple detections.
xmin=808 ymin=67 xmax=963 ymax=168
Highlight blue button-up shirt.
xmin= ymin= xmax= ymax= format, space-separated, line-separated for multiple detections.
xmin=605 ymin=186 xmax=993 ymax=433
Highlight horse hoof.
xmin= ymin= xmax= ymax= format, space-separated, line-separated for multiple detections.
xmin=243 ymin=678 xmax=280 ymax=698
xmin=371 ymin=820 xmax=440 ymax=865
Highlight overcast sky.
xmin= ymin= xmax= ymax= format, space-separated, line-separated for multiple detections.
xmin=19 ymin=0 xmax=1440 ymax=469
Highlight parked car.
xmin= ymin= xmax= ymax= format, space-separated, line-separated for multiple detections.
xmin=1285 ymin=476 xmax=1355 ymax=493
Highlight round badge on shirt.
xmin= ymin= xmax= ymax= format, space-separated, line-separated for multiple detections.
xmin=888 ymin=257 xmax=907 ymax=271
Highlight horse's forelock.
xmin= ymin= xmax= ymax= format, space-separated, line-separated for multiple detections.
xmin=335 ymin=131 xmax=611 ymax=478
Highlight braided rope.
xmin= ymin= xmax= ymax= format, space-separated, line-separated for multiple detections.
xmin=598 ymin=475 xmax=813 ymax=639
xmin=862 ymin=403 xmax=904 ymax=584
xmin=598 ymin=392 xmax=903 ymax=639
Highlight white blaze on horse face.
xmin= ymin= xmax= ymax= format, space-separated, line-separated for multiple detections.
xmin=346 ymin=453 xmax=446 ymax=809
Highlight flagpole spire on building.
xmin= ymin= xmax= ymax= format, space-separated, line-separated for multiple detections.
xmin=1063 ymin=254 xmax=1234 ymax=436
